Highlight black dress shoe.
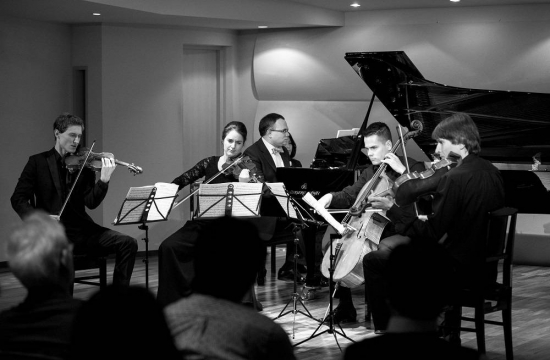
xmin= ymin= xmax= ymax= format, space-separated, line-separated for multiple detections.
xmin=296 ymin=263 xmax=307 ymax=274
xmin=257 ymin=268 xmax=267 ymax=286
xmin=277 ymin=269 xmax=305 ymax=284
xmin=331 ymin=303 xmax=357 ymax=324
xmin=305 ymin=274 xmax=329 ymax=288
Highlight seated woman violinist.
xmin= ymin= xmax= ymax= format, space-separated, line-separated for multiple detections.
xmin=156 ymin=121 xmax=262 ymax=309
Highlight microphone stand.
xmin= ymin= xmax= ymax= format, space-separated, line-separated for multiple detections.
xmin=274 ymin=221 xmax=322 ymax=339
xmin=293 ymin=233 xmax=355 ymax=350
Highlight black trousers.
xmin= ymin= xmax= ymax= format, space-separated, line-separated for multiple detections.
xmin=157 ymin=220 xmax=203 ymax=308
xmin=73 ymin=226 xmax=138 ymax=288
xmin=336 ymin=234 xmax=411 ymax=330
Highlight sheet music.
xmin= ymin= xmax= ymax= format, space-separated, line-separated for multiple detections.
xmin=265 ymin=182 xmax=298 ymax=219
xmin=147 ymin=182 xmax=179 ymax=221
xmin=302 ymin=192 xmax=346 ymax=234
xmin=198 ymin=182 xmax=263 ymax=217
xmin=115 ymin=182 xmax=178 ymax=223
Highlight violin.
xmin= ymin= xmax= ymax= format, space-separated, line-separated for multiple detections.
xmin=172 ymin=154 xmax=261 ymax=210
xmin=392 ymin=151 xmax=461 ymax=207
xmin=65 ymin=147 xmax=143 ymax=175
xmin=221 ymin=155 xmax=262 ymax=183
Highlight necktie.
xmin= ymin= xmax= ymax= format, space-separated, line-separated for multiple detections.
xmin=271 ymin=147 xmax=284 ymax=154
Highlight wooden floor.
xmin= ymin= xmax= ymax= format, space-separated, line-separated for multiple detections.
xmin=1 ymin=246 xmax=549 ymax=360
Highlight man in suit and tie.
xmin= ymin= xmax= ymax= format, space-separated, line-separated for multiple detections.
xmin=244 ymin=113 xmax=291 ymax=183
xmin=11 ymin=113 xmax=137 ymax=288
xmin=244 ymin=113 xmax=311 ymax=283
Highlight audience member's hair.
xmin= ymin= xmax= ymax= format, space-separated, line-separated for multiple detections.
xmin=192 ymin=216 xmax=266 ymax=302
xmin=223 ymin=121 xmax=248 ymax=143
xmin=386 ymin=242 xmax=457 ymax=320
xmin=432 ymin=113 xmax=481 ymax=154
xmin=7 ymin=210 xmax=73 ymax=289
xmin=259 ymin=113 xmax=285 ymax=137
xmin=363 ymin=122 xmax=392 ymax=142
xmin=69 ymin=285 xmax=180 ymax=360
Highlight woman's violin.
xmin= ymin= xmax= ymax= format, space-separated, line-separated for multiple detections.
xmin=65 ymin=147 xmax=143 ymax=175
xmin=392 ymin=152 xmax=461 ymax=207
xmin=221 ymin=155 xmax=262 ymax=183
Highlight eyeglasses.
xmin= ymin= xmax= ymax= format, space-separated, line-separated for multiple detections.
xmin=270 ymin=128 xmax=289 ymax=134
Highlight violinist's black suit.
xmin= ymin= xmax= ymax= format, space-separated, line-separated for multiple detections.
xmin=366 ymin=154 xmax=505 ymax=331
xmin=11 ymin=148 xmax=137 ymax=287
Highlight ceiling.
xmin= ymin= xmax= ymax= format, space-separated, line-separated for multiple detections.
xmin=1 ymin=0 xmax=550 ymax=30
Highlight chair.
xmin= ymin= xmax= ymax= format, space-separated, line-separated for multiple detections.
xmin=72 ymin=253 xmax=108 ymax=291
xmin=448 ymin=207 xmax=518 ymax=360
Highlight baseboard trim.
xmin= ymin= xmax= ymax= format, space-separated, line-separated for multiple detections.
xmin=0 ymin=250 xmax=158 ymax=273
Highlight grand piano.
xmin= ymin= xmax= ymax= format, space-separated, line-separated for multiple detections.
xmin=290 ymin=51 xmax=550 ymax=215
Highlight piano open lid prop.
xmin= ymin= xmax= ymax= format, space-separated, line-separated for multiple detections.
xmin=344 ymin=51 xmax=550 ymax=213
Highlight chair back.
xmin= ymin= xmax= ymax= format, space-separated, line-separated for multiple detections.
xmin=485 ymin=207 xmax=518 ymax=288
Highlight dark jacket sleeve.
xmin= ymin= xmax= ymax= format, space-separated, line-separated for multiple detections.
xmin=243 ymin=145 xmax=265 ymax=182
xmin=82 ymin=168 xmax=109 ymax=210
xmin=329 ymin=166 xmax=373 ymax=209
xmin=385 ymin=159 xmax=427 ymax=235
xmin=11 ymin=156 xmax=38 ymax=219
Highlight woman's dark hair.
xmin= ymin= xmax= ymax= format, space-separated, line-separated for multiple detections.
xmin=287 ymin=132 xmax=297 ymax=158
xmin=432 ymin=113 xmax=481 ymax=154
xmin=258 ymin=113 xmax=285 ymax=137
xmin=222 ymin=121 xmax=247 ymax=143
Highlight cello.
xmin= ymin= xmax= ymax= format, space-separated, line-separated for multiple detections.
xmin=304 ymin=123 xmax=421 ymax=288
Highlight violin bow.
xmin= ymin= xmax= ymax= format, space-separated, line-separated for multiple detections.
xmin=396 ymin=124 xmax=419 ymax=216
xmin=172 ymin=155 xmax=248 ymax=210
xmin=58 ymin=141 xmax=96 ymax=219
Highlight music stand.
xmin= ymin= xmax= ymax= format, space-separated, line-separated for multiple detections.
xmin=195 ymin=182 xmax=263 ymax=218
xmin=293 ymin=233 xmax=356 ymax=350
xmin=113 ymin=182 xmax=178 ymax=288
xmin=265 ymin=183 xmax=322 ymax=337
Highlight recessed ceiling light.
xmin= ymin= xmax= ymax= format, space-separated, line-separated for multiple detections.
xmin=258 ymin=26 xmax=268 ymax=29
xmin=450 ymin=0 xmax=460 ymax=2
xmin=92 ymin=13 xmax=101 ymax=16
xmin=350 ymin=3 xmax=361 ymax=7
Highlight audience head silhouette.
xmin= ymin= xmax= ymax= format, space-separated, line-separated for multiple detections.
xmin=191 ymin=216 xmax=267 ymax=302
xmin=7 ymin=210 xmax=73 ymax=292
xmin=69 ymin=285 xmax=180 ymax=360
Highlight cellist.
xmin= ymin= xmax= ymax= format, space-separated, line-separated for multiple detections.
xmin=317 ymin=122 xmax=427 ymax=326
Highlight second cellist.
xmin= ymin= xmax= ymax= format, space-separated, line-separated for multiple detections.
xmin=316 ymin=121 xmax=429 ymax=325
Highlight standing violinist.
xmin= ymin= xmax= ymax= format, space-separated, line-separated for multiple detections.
xmin=11 ymin=113 xmax=138 ymax=288
xmin=365 ymin=113 xmax=505 ymax=338
xmin=316 ymin=122 xmax=427 ymax=325
xmin=156 ymin=121 xmax=257 ymax=307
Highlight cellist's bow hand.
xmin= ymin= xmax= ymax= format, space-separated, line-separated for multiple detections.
xmin=381 ymin=153 xmax=406 ymax=175
xmin=367 ymin=195 xmax=395 ymax=211
xmin=418 ymin=215 xmax=428 ymax=222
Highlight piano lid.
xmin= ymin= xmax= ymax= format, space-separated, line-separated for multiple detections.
xmin=344 ymin=51 xmax=550 ymax=163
